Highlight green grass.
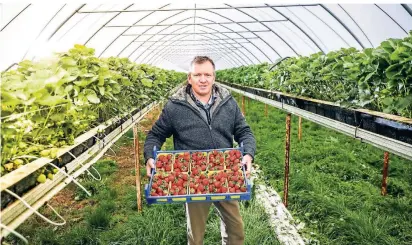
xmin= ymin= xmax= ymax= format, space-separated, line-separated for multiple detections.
xmin=237 ymin=94 xmax=412 ymax=245
xmin=8 ymin=124 xmax=280 ymax=245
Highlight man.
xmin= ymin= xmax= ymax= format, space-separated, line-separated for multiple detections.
xmin=144 ymin=56 xmax=256 ymax=245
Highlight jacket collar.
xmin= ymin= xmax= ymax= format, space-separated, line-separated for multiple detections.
xmin=170 ymin=83 xmax=230 ymax=103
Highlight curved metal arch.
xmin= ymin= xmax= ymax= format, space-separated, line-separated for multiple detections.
xmin=84 ymin=4 xmax=134 ymax=45
xmin=266 ymin=4 xmax=325 ymax=54
xmin=148 ymin=32 xmax=243 ymax=68
xmin=140 ymin=19 xmax=252 ymax=66
xmin=57 ymin=4 xmax=102 ymax=42
xmin=159 ymin=50 xmax=234 ymax=69
xmin=48 ymin=4 xmax=85 ymax=41
xmin=75 ymin=5 xmax=119 ymax=44
xmin=143 ymin=30 xmax=244 ymax=67
xmin=143 ymin=25 xmax=251 ymax=67
xmin=204 ymin=8 xmax=277 ymax=62
xmin=157 ymin=36 xmax=240 ymax=68
xmin=278 ymin=21 xmax=317 ymax=53
xmin=284 ymin=7 xmax=329 ymax=52
xmin=336 ymin=4 xmax=373 ymax=47
xmin=375 ymin=4 xmax=408 ymax=34
xmin=114 ymin=7 xmax=185 ymax=57
xmin=303 ymin=6 xmax=351 ymax=47
xmin=161 ymin=55 xmax=234 ymax=70
xmin=401 ymin=4 xmax=412 ymax=18
xmin=97 ymin=4 xmax=170 ymax=57
xmin=130 ymin=15 xmax=253 ymax=66
xmin=322 ymin=5 xmax=370 ymax=48
xmin=135 ymin=21 xmax=248 ymax=67
xmin=225 ymin=4 xmax=295 ymax=58
xmin=23 ymin=4 xmax=66 ymax=60
xmin=129 ymin=15 xmax=256 ymax=66
xmin=0 ymin=4 xmax=31 ymax=32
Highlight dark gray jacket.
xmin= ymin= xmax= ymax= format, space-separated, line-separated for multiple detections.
xmin=143 ymin=84 xmax=256 ymax=162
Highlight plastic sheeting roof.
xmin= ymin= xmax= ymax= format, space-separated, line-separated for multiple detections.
xmin=1 ymin=3 xmax=412 ymax=72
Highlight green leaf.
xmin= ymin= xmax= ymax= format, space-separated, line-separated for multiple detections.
xmin=98 ymin=86 xmax=105 ymax=96
xmin=402 ymin=41 xmax=412 ymax=49
xmin=385 ymin=64 xmax=402 ymax=79
xmin=141 ymin=78 xmax=153 ymax=87
xmin=37 ymin=94 xmax=67 ymax=106
xmin=85 ymin=89 xmax=100 ymax=104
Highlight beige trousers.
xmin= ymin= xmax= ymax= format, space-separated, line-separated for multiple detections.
xmin=185 ymin=201 xmax=245 ymax=245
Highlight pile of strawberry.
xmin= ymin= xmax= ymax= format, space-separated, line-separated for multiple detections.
xmin=225 ymin=149 xmax=242 ymax=172
xmin=208 ymin=150 xmax=225 ymax=171
xmin=191 ymin=151 xmax=207 ymax=174
xmin=150 ymin=172 xmax=170 ymax=196
xmin=155 ymin=153 xmax=173 ymax=172
xmin=173 ymin=152 xmax=190 ymax=172
xmin=208 ymin=171 xmax=229 ymax=193
xmin=189 ymin=172 xmax=210 ymax=194
xmin=170 ymin=172 xmax=189 ymax=196
xmin=227 ymin=170 xmax=247 ymax=193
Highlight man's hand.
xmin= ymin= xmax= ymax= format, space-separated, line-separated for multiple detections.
xmin=242 ymin=154 xmax=253 ymax=179
xmin=146 ymin=158 xmax=155 ymax=178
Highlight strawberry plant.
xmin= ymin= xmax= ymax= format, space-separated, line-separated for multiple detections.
xmin=1 ymin=44 xmax=185 ymax=179
xmin=217 ymin=31 xmax=412 ymax=118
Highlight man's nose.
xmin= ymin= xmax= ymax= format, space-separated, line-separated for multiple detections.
xmin=199 ymin=75 xmax=207 ymax=82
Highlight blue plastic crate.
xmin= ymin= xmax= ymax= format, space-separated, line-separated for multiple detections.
xmin=145 ymin=143 xmax=252 ymax=204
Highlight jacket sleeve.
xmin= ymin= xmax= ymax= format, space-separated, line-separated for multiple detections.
xmin=143 ymin=102 xmax=174 ymax=163
xmin=233 ymin=99 xmax=256 ymax=160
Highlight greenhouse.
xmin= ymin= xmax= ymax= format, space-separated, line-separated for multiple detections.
xmin=1 ymin=2 xmax=412 ymax=245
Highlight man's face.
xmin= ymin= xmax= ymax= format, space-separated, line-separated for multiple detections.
xmin=188 ymin=61 xmax=215 ymax=98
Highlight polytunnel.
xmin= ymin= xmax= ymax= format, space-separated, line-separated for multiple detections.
xmin=1 ymin=3 xmax=412 ymax=245
xmin=2 ymin=3 xmax=412 ymax=71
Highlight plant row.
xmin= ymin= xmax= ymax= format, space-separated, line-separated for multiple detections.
xmin=217 ymin=31 xmax=412 ymax=118
xmin=1 ymin=44 xmax=186 ymax=176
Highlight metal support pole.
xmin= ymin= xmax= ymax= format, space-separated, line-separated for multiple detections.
xmin=133 ymin=125 xmax=142 ymax=212
xmin=283 ymin=113 xmax=291 ymax=207
xmin=298 ymin=117 xmax=302 ymax=141
xmin=381 ymin=151 xmax=390 ymax=196
xmin=242 ymin=96 xmax=246 ymax=117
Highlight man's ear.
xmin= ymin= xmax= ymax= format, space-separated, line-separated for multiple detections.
xmin=187 ymin=72 xmax=192 ymax=85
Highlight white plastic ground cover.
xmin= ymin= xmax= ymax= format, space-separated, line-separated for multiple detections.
xmin=252 ymin=165 xmax=305 ymax=245
xmin=1 ymin=4 xmax=411 ymax=71
xmin=0 ymin=101 xmax=157 ymax=238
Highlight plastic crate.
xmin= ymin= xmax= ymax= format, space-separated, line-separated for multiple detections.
xmin=145 ymin=143 xmax=251 ymax=204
